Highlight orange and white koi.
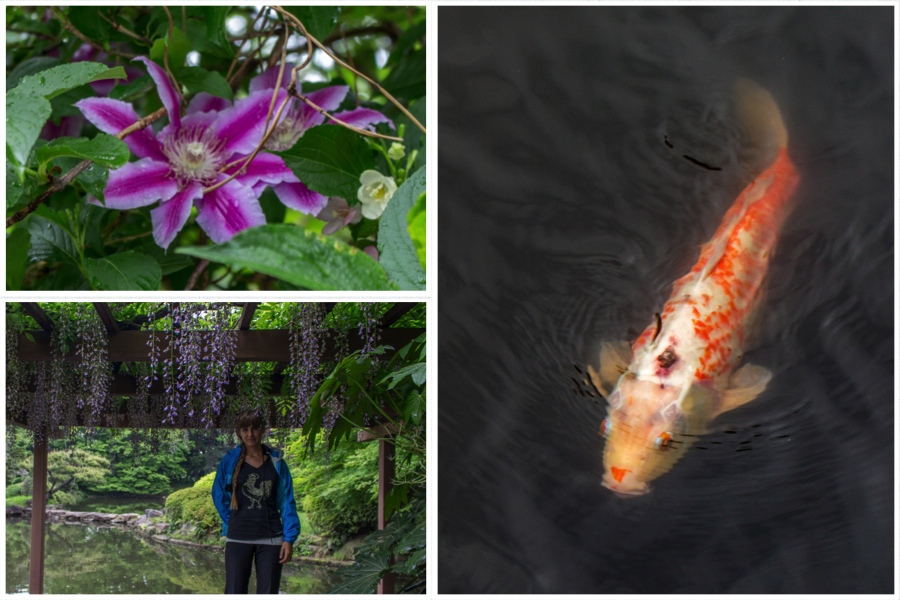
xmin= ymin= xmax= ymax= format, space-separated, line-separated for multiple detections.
xmin=590 ymin=80 xmax=800 ymax=497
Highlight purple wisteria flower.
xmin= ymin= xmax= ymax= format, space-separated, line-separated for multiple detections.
xmin=76 ymin=56 xmax=307 ymax=248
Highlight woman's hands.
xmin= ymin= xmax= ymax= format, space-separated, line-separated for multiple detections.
xmin=279 ymin=541 xmax=293 ymax=564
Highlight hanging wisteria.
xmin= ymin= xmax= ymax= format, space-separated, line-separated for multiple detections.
xmin=5 ymin=302 xmax=421 ymax=445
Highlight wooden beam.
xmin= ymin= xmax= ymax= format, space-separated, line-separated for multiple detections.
xmin=29 ymin=435 xmax=48 ymax=594
xmin=20 ymin=303 xmax=54 ymax=332
xmin=237 ymin=303 xmax=258 ymax=330
xmin=92 ymin=303 xmax=119 ymax=334
xmin=377 ymin=439 xmax=396 ymax=594
xmin=380 ymin=302 xmax=418 ymax=328
xmin=15 ymin=328 xmax=424 ymax=363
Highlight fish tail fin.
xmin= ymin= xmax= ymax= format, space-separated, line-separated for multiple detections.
xmin=734 ymin=78 xmax=788 ymax=166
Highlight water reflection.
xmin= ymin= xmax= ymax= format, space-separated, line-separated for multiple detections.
xmin=6 ymin=520 xmax=340 ymax=594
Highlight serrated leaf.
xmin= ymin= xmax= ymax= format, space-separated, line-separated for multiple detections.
xmin=175 ymin=224 xmax=397 ymax=291
xmin=84 ymin=251 xmax=162 ymax=291
xmin=178 ymin=67 xmax=233 ymax=101
xmin=285 ymin=7 xmax=340 ymax=41
xmin=378 ymin=168 xmax=426 ymax=290
xmin=7 ymin=229 xmax=31 ymax=290
xmin=6 ymin=162 xmax=24 ymax=208
xmin=275 ymin=125 xmax=375 ymax=201
xmin=25 ymin=214 xmax=79 ymax=266
xmin=408 ymin=191 xmax=426 ymax=269
xmin=35 ymin=134 xmax=130 ymax=176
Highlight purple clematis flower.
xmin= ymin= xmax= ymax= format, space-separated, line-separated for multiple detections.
xmin=316 ymin=197 xmax=362 ymax=235
xmin=241 ymin=64 xmax=396 ymax=216
xmin=75 ymin=56 xmax=304 ymax=248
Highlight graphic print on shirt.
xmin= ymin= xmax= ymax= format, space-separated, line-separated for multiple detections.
xmin=241 ymin=473 xmax=273 ymax=509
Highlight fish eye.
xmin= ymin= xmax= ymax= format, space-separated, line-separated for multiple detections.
xmin=655 ymin=431 xmax=673 ymax=450
xmin=607 ymin=390 xmax=622 ymax=410
xmin=600 ymin=418 xmax=612 ymax=437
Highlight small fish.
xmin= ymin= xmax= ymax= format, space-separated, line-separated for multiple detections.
xmin=590 ymin=79 xmax=800 ymax=497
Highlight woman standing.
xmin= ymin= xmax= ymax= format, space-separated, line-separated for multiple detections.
xmin=213 ymin=410 xmax=300 ymax=594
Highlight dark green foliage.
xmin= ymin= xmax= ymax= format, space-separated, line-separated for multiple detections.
xmin=165 ymin=472 xmax=220 ymax=536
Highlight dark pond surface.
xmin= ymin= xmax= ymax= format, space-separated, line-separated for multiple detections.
xmin=66 ymin=495 xmax=167 ymax=514
xmin=438 ymin=6 xmax=894 ymax=594
xmin=6 ymin=519 xmax=340 ymax=594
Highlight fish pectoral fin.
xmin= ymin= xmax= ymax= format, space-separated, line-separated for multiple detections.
xmin=589 ymin=340 xmax=632 ymax=397
xmin=716 ymin=363 xmax=772 ymax=417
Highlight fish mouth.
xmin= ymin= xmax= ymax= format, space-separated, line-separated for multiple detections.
xmin=601 ymin=475 xmax=650 ymax=497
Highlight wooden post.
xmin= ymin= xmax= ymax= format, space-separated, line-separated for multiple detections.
xmin=29 ymin=435 xmax=48 ymax=594
xmin=377 ymin=439 xmax=396 ymax=594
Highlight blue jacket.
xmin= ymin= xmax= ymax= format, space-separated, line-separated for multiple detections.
xmin=212 ymin=445 xmax=300 ymax=543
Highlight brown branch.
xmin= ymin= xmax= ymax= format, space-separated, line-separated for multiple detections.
xmin=271 ymin=5 xmax=425 ymax=136
xmin=184 ymin=259 xmax=210 ymax=291
xmin=99 ymin=12 xmax=152 ymax=45
xmin=322 ymin=24 xmax=401 ymax=46
xmin=6 ymin=107 xmax=168 ymax=228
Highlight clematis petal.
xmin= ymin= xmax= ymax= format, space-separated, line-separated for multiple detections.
xmin=213 ymin=89 xmax=287 ymax=157
xmin=302 ymin=85 xmax=350 ymax=127
xmin=195 ymin=178 xmax=266 ymax=243
xmin=134 ymin=56 xmax=181 ymax=131
xmin=186 ymin=92 xmax=231 ymax=115
xmin=272 ymin=181 xmax=328 ymax=215
xmin=103 ymin=158 xmax=177 ymax=209
xmin=249 ymin=63 xmax=295 ymax=94
xmin=75 ymin=98 xmax=166 ymax=161
xmin=228 ymin=152 xmax=299 ymax=190
xmin=334 ymin=107 xmax=395 ymax=131
xmin=150 ymin=181 xmax=203 ymax=249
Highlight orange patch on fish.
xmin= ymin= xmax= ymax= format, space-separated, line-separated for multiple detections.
xmin=610 ymin=466 xmax=630 ymax=483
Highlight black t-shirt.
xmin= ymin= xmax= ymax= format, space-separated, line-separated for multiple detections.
xmin=228 ymin=456 xmax=282 ymax=540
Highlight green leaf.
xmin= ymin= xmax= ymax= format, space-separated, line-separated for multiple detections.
xmin=275 ymin=125 xmax=375 ymax=201
xmin=6 ymin=229 xmax=31 ymax=290
xmin=408 ymin=190 xmax=426 ymax=269
xmin=6 ymin=162 xmax=24 ymax=208
xmin=398 ymin=97 xmax=426 ymax=174
xmin=6 ymin=90 xmax=51 ymax=175
xmin=185 ymin=7 xmax=235 ymax=59
xmin=286 ymin=6 xmax=340 ymax=41
xmin=6 ymin=62 xmax=126 ymax=173
xmin=84 ymin=252 xmax=162 ymax=291
xmin=35 ymin=135 xmax=130 ymax=178
xmin=330 ymin=553 xmax=389 ymax=594
xmin=68 ymin=7 xmax=111 ymax=44
xmin=378 ymin=168 xmax=426 ymax=290
xmin=178 ymin=67 xmax=233 ymax=101
xmin=175 ymin=224 xmax=397 ymax=291
xmin=109 ymin=75 xmax=155 ymax=103
xmin=13 ymin=62 xmax=126 ymax=101
xmin=149 ymin=27 xmax=191 ymax=70
xmin=381 ymin=49 xmax=425 ymax=103
xmin=75 ymin=164 xmax=110 ymax=203
xmin=6 ymin=56 xmax=59 ymax=90
xmin=25 ymin=214 xmax=79 ymax=266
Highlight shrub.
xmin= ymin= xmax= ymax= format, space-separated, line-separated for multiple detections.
xmin=6 ymin=483 xmax=22 ymax=498
xmin=165 ymin=472 xmax=220 ymax=535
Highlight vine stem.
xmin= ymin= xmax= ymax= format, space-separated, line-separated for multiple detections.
xmin=6 ymin=107 xmax=168 ymax=228
xmin=270 ymin=5 xmax=425 ymax=136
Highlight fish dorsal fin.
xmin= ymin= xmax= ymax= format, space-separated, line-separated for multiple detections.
xmin=588 ymin=340 xmax=632 ymax=397
xmin=713 ymin=363 xmax=772 ymax=419
xmin=697 ymin=174 xmax=774 ymax=283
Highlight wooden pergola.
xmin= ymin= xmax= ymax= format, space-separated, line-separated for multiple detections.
xmin=8 ymin=301 xmax=423 ymax=594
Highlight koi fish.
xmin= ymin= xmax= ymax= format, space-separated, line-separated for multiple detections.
xmin=589 ymin=79 xmax=800 ymax=497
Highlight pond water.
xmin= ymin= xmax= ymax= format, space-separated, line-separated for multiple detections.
xmin=438 ymin=6 xmax=894 ymax=594
xmin=6 ymin=519 xmax=341 ymax=594
xmin=66 ymin=495 xmax=167 ymax=514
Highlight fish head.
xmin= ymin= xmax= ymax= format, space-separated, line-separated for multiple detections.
xmin=600 ymin=373 xmax=712 ymax=496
